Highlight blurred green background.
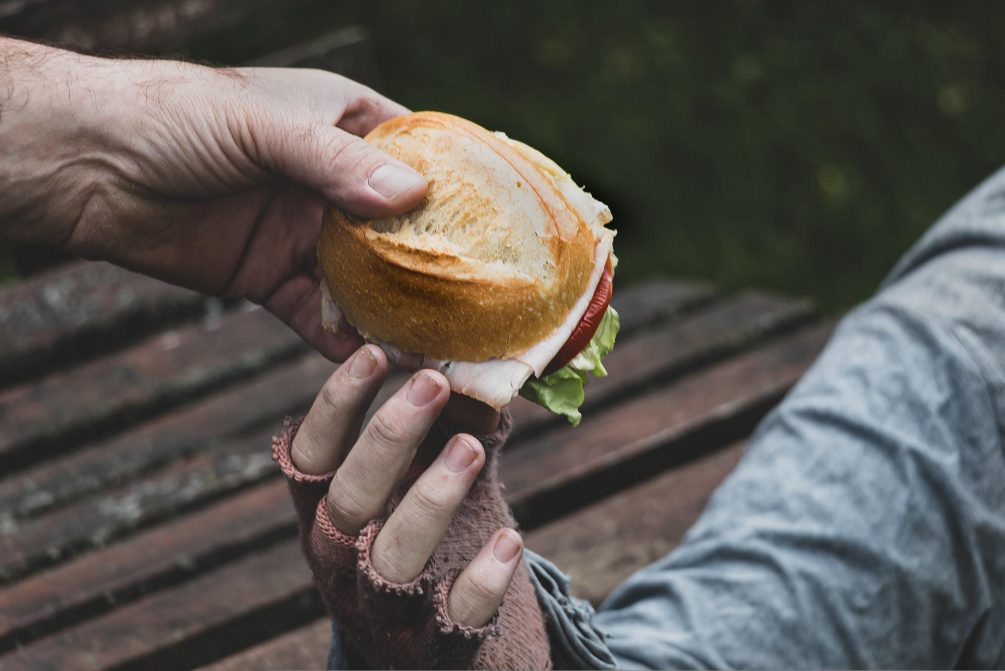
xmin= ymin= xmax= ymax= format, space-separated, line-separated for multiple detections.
xmin=4 ymin=1 xmax=1005 ymax=311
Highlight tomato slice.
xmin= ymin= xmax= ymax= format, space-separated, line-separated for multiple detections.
xmin=543 ymin=260 xmax=613 ymax=376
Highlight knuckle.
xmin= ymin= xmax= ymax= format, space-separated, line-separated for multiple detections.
xmin=463 ymin=570 xmax=502 ymax=604
xmin=408 ymin=482 xmax=453 ymax=521
xmin=290 ymin=433 xmax=320 ymax=470
xmin=372 ymin=543 xmax=413 ymax=583
xmin=318 ymin=377 xmax=344 ymax=413
xmin=323 ymin=132 xmax=365 ymax=173
xmin=365 ymin=412 xmax=406 ymax=451
xmin=326 ymin=474 xmax=371 ymax=529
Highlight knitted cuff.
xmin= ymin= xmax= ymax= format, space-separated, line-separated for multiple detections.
xmin=354 ymin=518 xmax=430 ymax=598
xmin=430 ymin=570 xmax=496 ymax=638
xmin=352 ymin=537 xmax=497 ymax=671
xmin=307 ymin=496 xmax=359 ymax=574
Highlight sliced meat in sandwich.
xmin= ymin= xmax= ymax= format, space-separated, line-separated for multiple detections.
xmin=318 ymin=111 xmax=618 ymax=426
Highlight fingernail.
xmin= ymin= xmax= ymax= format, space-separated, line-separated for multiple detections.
xmin=444 ymin=437 xmax=477 ymax=473
xmin=492 ymin=529 xmax=522 ymax=564
xmin=407 ymin=373 xmax=439 ymax=406
xmin=369 ymin=164 xmax=424 ymax=200
xmin=348 ymin=347 xmax=377 ymax=379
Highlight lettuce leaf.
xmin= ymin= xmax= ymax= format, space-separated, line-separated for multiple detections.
xmin=519 ymin=306 xmax=620 ymax=426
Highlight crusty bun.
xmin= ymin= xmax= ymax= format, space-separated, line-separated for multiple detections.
xmin=318 ymin=111 xmax=599 ymax=362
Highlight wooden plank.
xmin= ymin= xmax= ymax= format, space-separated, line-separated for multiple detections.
xmin=0 ymin=323 xmax=823 ymax=670
xmin=502 ymin=323 xmax=832 ymax=527
xmin=2 ymin=444 xmax=751 ymax=669
xmin=0 ymin=480 xmax=292 ymax=651
xmin=0 ymin=540 xmax=321 ymax=671
xmin=509 ymin=291 xmax=813 ymax=438
xmin=3 ymin=445 xmax=751 ymax=666
xmin=0 ymin=352 xmax=333 ymax=524
xmin=0 ymin=284 xmax=755 ymax=581
xmin=0 ymin=307 xmax=304 ymax=471
xmin=0 ymin=442 xmax=756 ymax=669
xmin=0 ymin=262 xmax=204 ymax=389
xmin=526 ymin=441 xmax=749 ymax=604
xmin=0 ymin=282 xmax=724 ymax=575
xmin=0 ymin=279 xmax=706 ymax=524
xmin=0 ymin=282 xmax=716 ymax=641
xmin=0 ymin=424 xmax=280 ymax=583
xmin=612 ymin=279 xmax=715 ymax=334
xmin=197 ymin=619 xmax=332 ymax=671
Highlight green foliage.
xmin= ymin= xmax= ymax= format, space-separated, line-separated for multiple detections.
xmin=355 ymin=1 xmax=1005 ymax=310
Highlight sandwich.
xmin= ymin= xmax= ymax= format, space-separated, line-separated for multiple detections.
xmin=318 ymin=111 xmax=618 ymax=426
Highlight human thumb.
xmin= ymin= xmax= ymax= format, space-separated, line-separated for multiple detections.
xmin=255 ymin=117 xmax=427 ymax=218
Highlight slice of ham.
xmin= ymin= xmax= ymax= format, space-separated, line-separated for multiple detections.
xmin=420 ymin=229 xmax=613 ymax=408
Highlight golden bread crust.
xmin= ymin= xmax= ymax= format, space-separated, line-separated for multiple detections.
xmin=318 ymin=111 xmax=598 ymax=361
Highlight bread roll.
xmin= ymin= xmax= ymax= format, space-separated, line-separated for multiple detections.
xmin=318 ymin=112 xmax=601 ymax=362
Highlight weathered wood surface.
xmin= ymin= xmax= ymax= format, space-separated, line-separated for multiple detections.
xmin=3 ymin=541 xmax=318 ymax=671
xmin=0 ymin=352 xmax=332 ymax=525
xmin=504 ymin=323 xmax=831 ymax=526
xmin=0 ymin=306 xmax=304 ymax=470
xmin=0 ymin=278 xmax=706 ymax=530
xmin=525 ymin=440 xmax=751 ymax=604
xmin=0 ymin=285 xmax=798 ymax=584
xmin=197 ymin=619 xmax=334 ymax=671
xmin=0 ymin=262 xmax=204 ymax=389
xmin=0 ymin=259 xmax=829 ymax=669
xmin=0 ymin=480 xmax=293 ymax=650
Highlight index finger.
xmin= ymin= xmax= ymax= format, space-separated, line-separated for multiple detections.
xmin=325 ymin=370 xmax=450 ymax=535
xmin=291 ymin=344 xmax=387 ymax=474
xmin=336 ymin=82 xmax=410 ymax=137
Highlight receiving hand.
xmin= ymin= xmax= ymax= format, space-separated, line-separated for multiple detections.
xmin=291 ymin=344 xmax=520 ymax=627
xmin=273 ymin=344 xmax=552 ymax=668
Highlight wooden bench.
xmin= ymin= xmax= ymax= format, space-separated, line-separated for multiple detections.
xmin=0 ymin=258 xmax=830 ymax=669
xmin=0 ymin=4 xmax=832 ymax=667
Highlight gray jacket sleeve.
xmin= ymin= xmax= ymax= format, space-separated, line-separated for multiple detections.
xmin=591 ymin=167 xmax=1005 ymax=669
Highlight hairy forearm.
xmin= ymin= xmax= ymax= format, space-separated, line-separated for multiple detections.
xmin=0 ymin=37 xmax=118 ymax=246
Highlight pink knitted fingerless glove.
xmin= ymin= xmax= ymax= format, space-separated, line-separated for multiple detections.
xmin=272 ymin=411 xmax=553 ymax=670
